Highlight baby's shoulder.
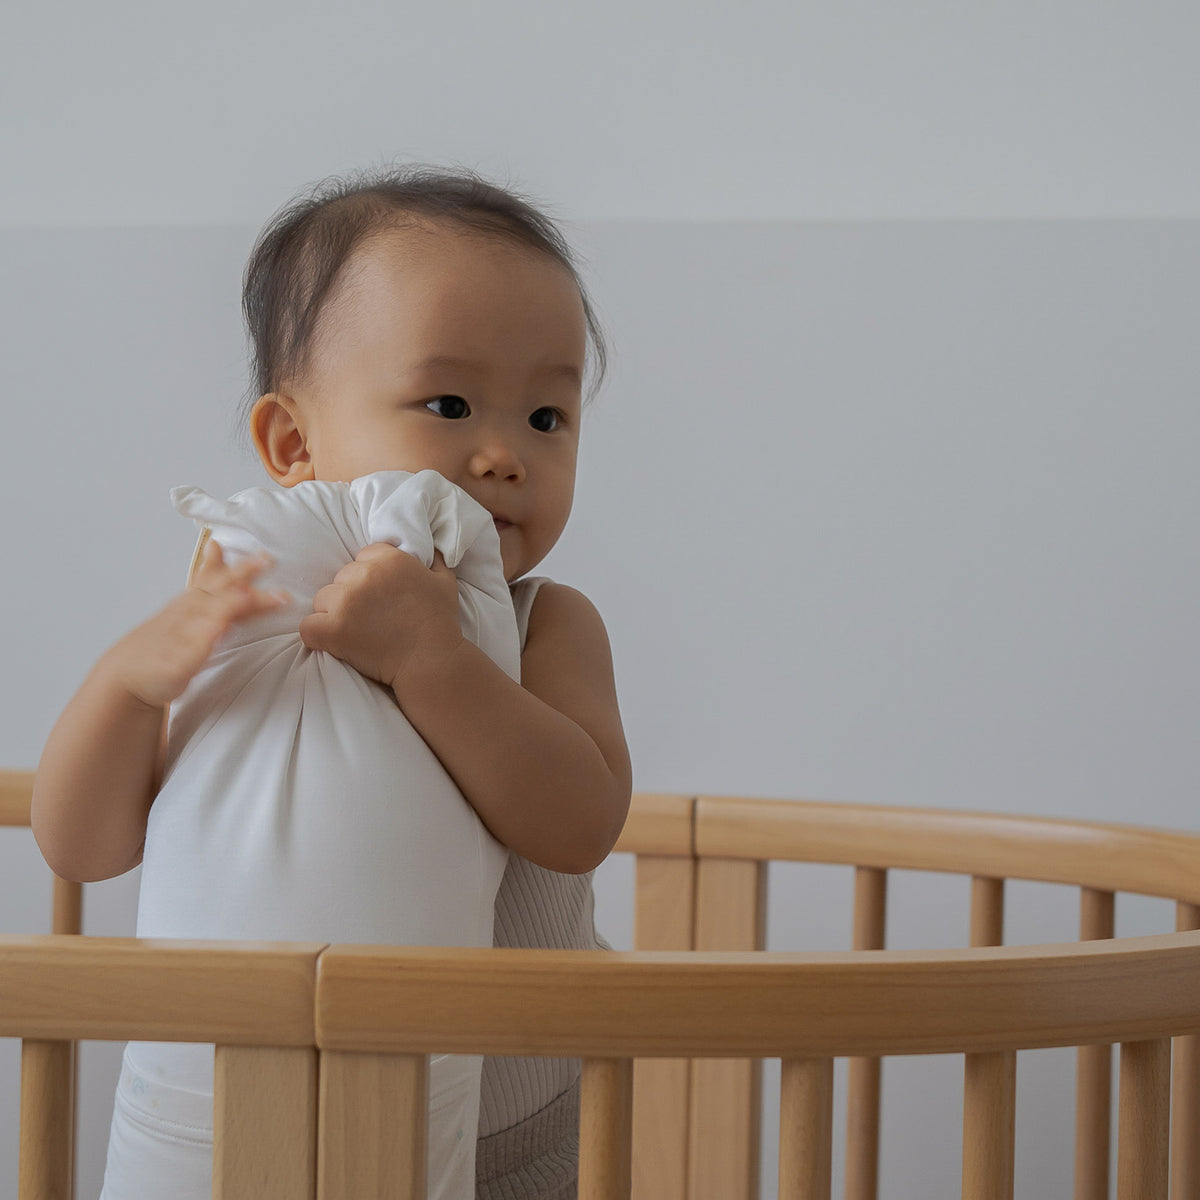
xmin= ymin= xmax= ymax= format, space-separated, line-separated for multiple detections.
xmin=523 ymin=580 xmax=611 ymax=650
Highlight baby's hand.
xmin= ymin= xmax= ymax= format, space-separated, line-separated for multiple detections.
xmin=100 ymin=541 xmax=287 ymax=710
xmin=299 ymin=543 xmax=464 ymax=690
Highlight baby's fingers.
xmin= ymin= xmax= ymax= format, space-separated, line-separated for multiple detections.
xmin=192 ymin=539 xmax=275 ymax=594
xmin=224 ymin=552 xmax=276 ymax=592
xmin=297 ymin=609 xmax=335 ymax=654
xmin=355 ymin=542 xmax=402 ymax=564
xmin=193 ymin=571 xmax=289 ymax=630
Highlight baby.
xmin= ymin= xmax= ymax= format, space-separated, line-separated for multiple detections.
xmin=33 ymin=166 xmax=632 ymax=1199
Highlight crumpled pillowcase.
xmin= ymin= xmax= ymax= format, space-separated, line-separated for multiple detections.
xmin=136 ymin=468 xmax=515 ymax=949
xmin=116 ymin=469 xmax=506 ymax=1200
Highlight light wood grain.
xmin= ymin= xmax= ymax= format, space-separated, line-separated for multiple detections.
xmin=19 ymin=1039 xmax=73 ymax=1200
xmin=962 ymin=1050 xmax=1015 ymax=1200
xmin=615 ymin=792 xmax=695 ymax=857
xmin=689 ymin=857 xmax=764 ymax=1200
xmin=632 ymin=854 xmax=696 ymax=1200
xmin=215 ymin=1045 xmax=317 ymax=1199
xmin=0 ymin=768 xmax=34 ymax=826
xmin=318 ymin=1050 xmax=427 ymax=1200
xmin=970 ymin=877 xmax=1005 ymax=949
xmin=1170 ymin=1032 xmax=1199 ymax=1200
xmin=0 ymin=936 xmax=322 ymax=1043
xmin=1075 ymin=887 xmax=1115 ymax=1200
xmin=1075 ymin=1044 xmax=1113 ymax=1200
xmin=845 ymin=867 xmax=886 ymax=1200
xmin=845 ymin=1057 xmax=880 ymax=1200
xmin=1171 ymin=902 xmax=1200 ymax=1200
xmin=695 ymin=795 xmax=1200 ymax=904
xmin=580 ymin=1058 xmax=634 ymax=1200
xmin=779 ymin=1057 xmax=833 ymax=1200
xmin=313 ymin=934 xmax=1200 ymax=1059
xmin=1118 ymin=1038 xmax=1170 ymax=1200
xmin=51 ymin=875 xmax=82 ymax=936
xmin=962 ymin=876 xmax=1015 ymax=1199
xmin=11 ymin=783 xmax=1200 ymax=1200
xmin=634 ymin=854 xmax=696 ymax=952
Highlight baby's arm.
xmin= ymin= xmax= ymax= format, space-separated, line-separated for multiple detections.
xmin=32 ymin=544 xmax=285 ymax=882
xmin=300 ymin=547 xmax=631 ymax=873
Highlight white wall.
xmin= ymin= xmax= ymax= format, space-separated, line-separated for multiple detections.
xmin=2 ymin=4 xmax=1198 ymax=1197
xmin=5 ymin=1 xmax=1200 ymax=226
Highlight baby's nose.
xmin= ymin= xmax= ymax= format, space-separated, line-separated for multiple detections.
xmin=469 ymin=441 xmax=525 ymax=481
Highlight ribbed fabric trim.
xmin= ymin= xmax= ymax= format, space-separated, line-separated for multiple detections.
xmin=509 ymin=576 xmax=550 ymax=653
xmin=475 ymin=575 xmax=599 ymax=1196
xmin=475 ymin=1083 xmax=579 ymax=1200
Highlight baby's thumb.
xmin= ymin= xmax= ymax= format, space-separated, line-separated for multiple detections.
xmin=189 ymin=535 xmax=224 ymax=589
xmin=297 ymin=610 xmax=327 ymax=652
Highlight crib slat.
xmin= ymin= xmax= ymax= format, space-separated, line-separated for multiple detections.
xmin=19 ymin=1039 xmax=73 ymax=1200
xmin=51 ymin=875 xmax=82 ymax=935
xmin=1074 ymin=888 xmax=1114 ymax=1200
xmin=845 ymin=866 xmax=886 ymax=1200
xmin=317 ymin=1051 xmax=427 ymax=1200
xmin=1075 ymin=1044 xmax=1113 ymax=1200
xmin=1117 ymin=1038 xmax=1169 ymax=1199
xmin=1080 ymin=887 xmax=1115 ymax=942
xmin=962 ymin=1051 xmax=1016 ymax=1200
xmin=780 ymin=1057 xmax=833 ymax=1200
xmin=969 ymin=876 xmax=1004 ymax=949
xmin=689 ymin=856 xmax=766 ymax=1200
xmin=215 ymin=1045 xmax=317 ymax=1199
xmin=580 ymin=1058 xmax=634 ymax=1200
xmin=633 ymin=854 xmax=696 ymax=1200
xmin=963 ymin=876 xmax=1014 ymax=1200
xmin=845 ymin=1059 xmax=880 ymax=1200
xmin=0 ymin=768 xmax=35 ymax=825
xmin=1171 ymin=902 xmax=1200 ymax=1199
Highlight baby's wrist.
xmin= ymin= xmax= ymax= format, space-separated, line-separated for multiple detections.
xmin=93 ymin=649 xmax=167 ymax=718
xmin=388 ymin=631 xmax=468 ymax=703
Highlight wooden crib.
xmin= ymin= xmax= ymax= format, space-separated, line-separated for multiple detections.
xmin=3 ymin=768 xmax=1200 ymax=1200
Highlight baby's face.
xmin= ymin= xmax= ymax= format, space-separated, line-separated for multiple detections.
xmin=288 ymin=223 xmax=587 ymax=582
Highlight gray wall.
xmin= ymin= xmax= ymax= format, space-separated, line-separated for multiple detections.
xmin=3 ymin=4 xmax=1198 ymax=1197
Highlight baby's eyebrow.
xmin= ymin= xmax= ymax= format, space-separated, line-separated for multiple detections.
xmin=412 ymin=355 xmax=582 ymax=386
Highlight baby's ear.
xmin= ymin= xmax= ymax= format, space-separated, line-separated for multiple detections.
xmin=251 ymin=394 xmax=314 ymax=487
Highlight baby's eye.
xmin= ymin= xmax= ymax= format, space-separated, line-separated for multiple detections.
xmin=529 ymin=407 xmax=561 ymax=433
xmin=426 ymin=395 xmax=470 ymax=420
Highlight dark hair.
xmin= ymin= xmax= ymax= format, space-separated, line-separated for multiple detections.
xmin=241 ymin=165 xmax=607 ymax=413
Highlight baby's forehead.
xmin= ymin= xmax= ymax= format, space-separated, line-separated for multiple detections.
xmin=333 ymin=220 xmax=583 ymax=317
xmin=373 ymin=233 xmax=582 ymax=331
xmin=308 ymin=217 xmax=586 ymax=372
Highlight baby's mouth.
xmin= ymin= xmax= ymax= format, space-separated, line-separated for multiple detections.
xmin=493 ymin=517 xmax=514 ymax=534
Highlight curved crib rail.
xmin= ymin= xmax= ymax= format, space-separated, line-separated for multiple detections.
xmin=4 ymin=934 xmax=1200 ymax=1199
xmin=7 ymin=772 xmax=1200 ymax=1199
xmin=694 ymin=793 xmax=1200 ymax=904
xmin=633 ymin=793 xmax=1200 ymax=1200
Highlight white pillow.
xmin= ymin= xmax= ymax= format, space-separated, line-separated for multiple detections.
xmin=129 ymin=469 xmax=515 ymax=1199
xmin=138 ymin=468 xmax=514 ymax=948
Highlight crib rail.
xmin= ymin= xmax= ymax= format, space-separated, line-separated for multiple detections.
xmin=6 ymin=934 xmax=1200 ymax=1199
xmin=694 ymin=794 xmax=1200 ymax=904
xmin=315 ymin=938 xmax=1200 ymax=1059
xmin=9 ymin=776 xmax=1200 ymax=1198
xmin=681 ymin=794 xmax=1200 ymax=1200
